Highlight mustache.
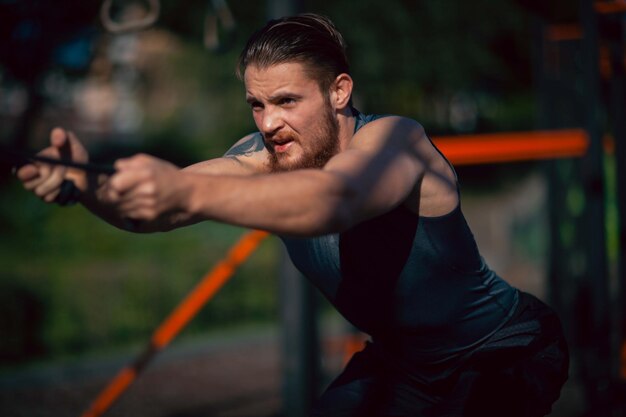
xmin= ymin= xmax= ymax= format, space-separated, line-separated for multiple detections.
xmin=265 ymin=132 xmax=298 ymax=148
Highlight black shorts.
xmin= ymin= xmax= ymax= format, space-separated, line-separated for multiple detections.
xmin=311 ymin=292 xmax=569 ymax=417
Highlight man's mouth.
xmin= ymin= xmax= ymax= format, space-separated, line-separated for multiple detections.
xmin=272 ymin=138 xmax=295 ymax=153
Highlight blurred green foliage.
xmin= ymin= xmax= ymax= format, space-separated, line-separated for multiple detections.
xmin=319 ymin=0 xmax=536 ymax=132
xmin=137 ymin=0 xmax=542 ymax=158
xmin=0 ymin=182 xmax=279 ymax=364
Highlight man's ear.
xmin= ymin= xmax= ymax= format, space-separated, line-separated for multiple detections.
xmin=330 ymin=73 xmax=353 ymax=110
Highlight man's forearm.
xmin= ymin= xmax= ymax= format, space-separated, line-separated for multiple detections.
xmin=182 ymin=169 xmax=355 ymax=237
xmin=78 ymin=173 xmax=186 ymax=233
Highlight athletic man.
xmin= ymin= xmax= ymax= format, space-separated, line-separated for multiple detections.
xmin=17 ymin=13 xmax=568 ymax=416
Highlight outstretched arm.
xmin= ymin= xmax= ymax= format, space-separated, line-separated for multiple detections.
xmin=16 ymin=129 xmax=269 ymax=233
xmin=93 ymin=132 xmax=271 ymax=232
xmin=108 ymin=116 xmax=444 ymax=236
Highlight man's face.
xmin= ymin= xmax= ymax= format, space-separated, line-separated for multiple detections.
xmin=244 ymin=62 xmax=339 ymax=172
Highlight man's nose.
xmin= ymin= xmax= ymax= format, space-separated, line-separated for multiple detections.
xmin=261 ymin=107 xmax=284 ymax=136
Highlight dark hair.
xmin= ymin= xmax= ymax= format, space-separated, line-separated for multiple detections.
xmin=236 ymin=13 xmax=349 ymax=94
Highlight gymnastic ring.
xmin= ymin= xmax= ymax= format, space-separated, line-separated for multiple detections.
xmin=100 ymin=0 xmax=160 ymax=34
xmin=204 ymin=0 xmax=236 ymax=51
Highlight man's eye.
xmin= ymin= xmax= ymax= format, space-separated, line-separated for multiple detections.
xmin=251 ymin=102 xmax=263 ymax=110
xmin=280 ymin=98 xmax=295 ymax=105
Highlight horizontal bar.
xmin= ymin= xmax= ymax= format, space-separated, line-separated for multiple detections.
xmin=431 ymin=129 xmax=589 ymax=166
xmin=595 ymin=0 xmax=626 ymax=14
xmin=545 ymin=24 xmax=583 ymax=42
xmin=0 ymin=130 xmax=592 ymax=171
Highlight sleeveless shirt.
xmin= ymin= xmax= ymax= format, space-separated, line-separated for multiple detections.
xmin=280 ymin=109 xmax=519 ymax=383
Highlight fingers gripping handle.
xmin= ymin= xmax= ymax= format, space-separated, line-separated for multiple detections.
xmin=2 ymin=146 xmax=115 ymax=207
xmin=7 ymin=147 xmax=142 ymax=229
xmin=55 ymin=180 xmax=81 ymax=206
xmin=37 ymin=176 xmax=140 ymax=232
xmin=2 ymin=146 xmax=116 ymax=175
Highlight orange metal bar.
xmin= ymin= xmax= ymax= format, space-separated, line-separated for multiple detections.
xmin=80 ymin=229 xmax=270 ymax=417
xmin=152 ymin=229 xmax=270 ymax=348
xmin=594 ymin=0 xmax=626 ymax=14
xmin=545 ymin=24 xmax=583 ymax=42
xmin=342 ymin=333 xmax=368 ymax=365
xmin=432 ymin=129 xmax=589 ymax=166
xmin=599 ymin=46 xmax=626 ymax=79
xmin=543 ymin=25 xmax=625 ymax=79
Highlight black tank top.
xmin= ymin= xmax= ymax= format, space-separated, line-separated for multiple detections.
xmin=280 ymin=109 xmax=519 ymax=382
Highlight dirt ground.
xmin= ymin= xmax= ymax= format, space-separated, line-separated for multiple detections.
xmin=0 ymin=322 xmax=586 ymax=417
xmin=0 ymin=328 xmax=283 ymax=417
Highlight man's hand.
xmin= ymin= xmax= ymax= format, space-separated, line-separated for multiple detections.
xmin=106 ymin=154 xmax=190 ymax=222
xmin=16 ymin=128 xmax=90 ymax=203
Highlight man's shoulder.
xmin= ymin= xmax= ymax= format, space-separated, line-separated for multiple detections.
xmin=354 ymin=108 xmax=422 ymax=128
xmin=352 ymin=112 xmax=425 ymax=142
xmin=224 ymin=132 xmax=266 ymax=158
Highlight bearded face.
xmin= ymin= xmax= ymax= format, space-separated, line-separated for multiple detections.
xmin=244 ymin=62 xmax=343 ymax=174
xmin=266 ymin=102 xmax=340 ymax=172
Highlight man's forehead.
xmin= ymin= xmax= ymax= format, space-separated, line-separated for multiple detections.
xmin=244 ymin=62 xmax=317 ymax=90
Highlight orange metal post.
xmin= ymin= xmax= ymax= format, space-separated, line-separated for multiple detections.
xmin=545 ymin=24 xmax=584 ymax=42
xmin=80 ymin=230 xmax=270 ymax=417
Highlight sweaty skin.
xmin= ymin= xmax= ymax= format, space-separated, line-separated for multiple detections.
xmin=17 ymin=62 xmax=457 ymax=237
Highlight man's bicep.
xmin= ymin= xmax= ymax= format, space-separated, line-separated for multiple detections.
xmin=323 ymin=118 xmax=426 ymax=218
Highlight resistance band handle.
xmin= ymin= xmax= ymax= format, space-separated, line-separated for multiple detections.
xmin=1 ymin=146 xmax=116 ymax=175
xmin=3 ymin=148 xmax=148 ymax=228
xmin=55 ymin=180 xmax=81 ymax=206
xmin=1 ymin=147 xmax=115 ymax=207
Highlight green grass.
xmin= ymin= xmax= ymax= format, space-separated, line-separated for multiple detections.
xmin=0 ymin=182 xmax=279 ymax=365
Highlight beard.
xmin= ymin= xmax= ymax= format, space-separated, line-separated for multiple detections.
xmin=267 ymin=105 xmax=340 ymax=173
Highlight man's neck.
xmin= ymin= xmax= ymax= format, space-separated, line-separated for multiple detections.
xmin=337 ymin=106 xmax=357 ymax=152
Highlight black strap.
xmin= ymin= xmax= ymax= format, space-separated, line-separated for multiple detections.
xmin=55 ymin=179 xmax=81 ymax=206
xmin=0 ymin=146 xmax=115 ymax=175
xmin=1 ymin=146 xmax=114 ymax=207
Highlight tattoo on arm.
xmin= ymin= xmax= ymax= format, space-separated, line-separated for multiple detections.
xmin=224 ymin=133 xmax=266 ymax=158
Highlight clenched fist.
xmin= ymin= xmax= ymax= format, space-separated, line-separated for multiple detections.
xmin=106 ymin=153 xmax=190 ymax=221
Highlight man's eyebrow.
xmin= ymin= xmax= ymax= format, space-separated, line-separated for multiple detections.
xmin=246 ymin=92 xmax=303 ymax=104
xmin=268 ymin=92 xmax=302 ymax=102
